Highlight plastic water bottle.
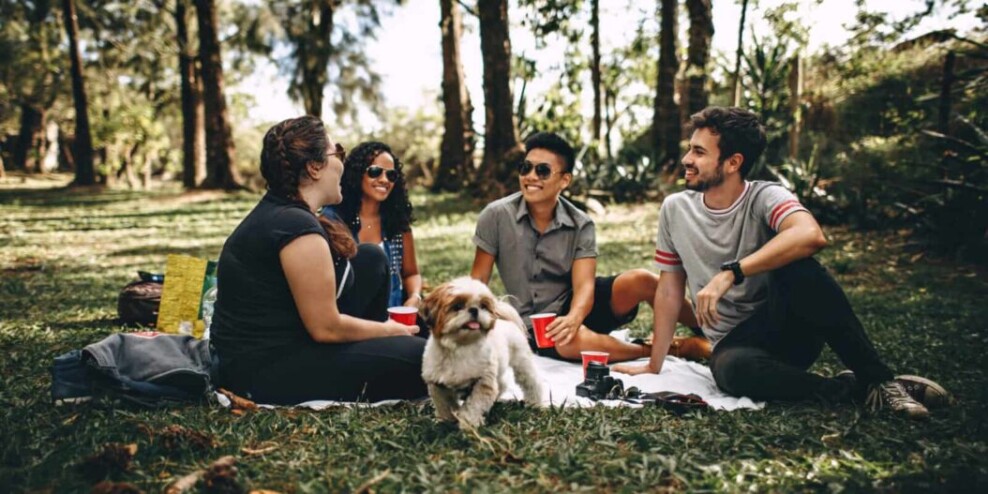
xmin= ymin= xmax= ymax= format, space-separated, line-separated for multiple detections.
xmin=201 ymin=285 xmax=218 ymax=340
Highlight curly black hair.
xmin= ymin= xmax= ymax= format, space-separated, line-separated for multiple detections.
xmin=336 ymin=141 xmax=414 ymax=237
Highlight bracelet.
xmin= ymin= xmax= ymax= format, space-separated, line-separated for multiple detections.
xmin=409 ymin=292 xmax=422 ymax=300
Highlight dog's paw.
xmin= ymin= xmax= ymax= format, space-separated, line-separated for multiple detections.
xmin=453 ymin=410 xmax=485 ymax=430
xmin=524 ymin=395 xmax=544 ymax=408
xmin=435 ymin=409 xmax=456 ymax=422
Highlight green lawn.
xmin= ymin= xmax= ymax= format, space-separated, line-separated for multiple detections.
xmin=1 ymin=174 xmax=986 ymax=492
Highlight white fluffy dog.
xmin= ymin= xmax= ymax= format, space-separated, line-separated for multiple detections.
xmin=420 ymin=277 xmax=543 ymax=430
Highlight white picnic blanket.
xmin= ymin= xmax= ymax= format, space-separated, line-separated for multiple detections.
xmin=216 ymin=331 xmax=764 ymax=411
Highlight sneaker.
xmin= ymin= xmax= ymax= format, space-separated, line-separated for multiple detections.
xmin=865 ymin=380 xmax=929 ymax=420
xmin=668 ymin=336 xmax=712 ymax=361
xmin=895 ymin=375 xmax=954 ymax=408
xmin=835 ymin=371 xmax=953 ymax=409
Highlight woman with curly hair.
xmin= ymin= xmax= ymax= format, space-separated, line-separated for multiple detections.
xmin=323 ymin=141 xmax=423 ymax=310
xmin=211 ymin=117 xmax=427 ymax=404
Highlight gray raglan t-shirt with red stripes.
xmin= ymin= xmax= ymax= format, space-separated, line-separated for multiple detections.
xmin=653 ymin=181 xmax=808 ymax=346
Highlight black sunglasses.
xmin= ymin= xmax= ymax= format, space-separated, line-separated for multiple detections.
xmin=518 ymin=160 xmax=562 ymax=180
xmin=327 ymin=143 xmax=346 ymax=162
xmin=366 ymin=165 xmax=398 ymax=183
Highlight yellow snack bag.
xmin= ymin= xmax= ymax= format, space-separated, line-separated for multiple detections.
xmin=156 ymin=254 xmax=216 ymax=339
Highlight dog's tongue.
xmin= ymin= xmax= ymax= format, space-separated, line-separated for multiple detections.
xmin=466 ymin=321 xmax=481 ymax=330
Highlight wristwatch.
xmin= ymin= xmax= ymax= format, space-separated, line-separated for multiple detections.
xmin=720 ymin=260 xmax=745 ymax=285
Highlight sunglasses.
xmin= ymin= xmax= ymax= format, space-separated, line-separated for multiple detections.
xmin=517 ymin=160 xmax=563 ymax=180
xmin=327 ymin=143 xmax=346 ymax=162
xmin=366 ymin=165 xmax=398 ymax=183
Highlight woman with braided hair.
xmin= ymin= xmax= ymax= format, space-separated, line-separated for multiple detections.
xmin=322 ymin=141 xmax=422 ymax=311
xmin=210 ymin=116 xmax=428 ymax=404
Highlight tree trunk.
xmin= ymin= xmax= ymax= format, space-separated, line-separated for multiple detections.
xmin=195 ymin=0 xmax=242 ymax=190
xmin=788 ymin=54 xmax=802 ymax=160
xmin=435 ymin=0 xmax=475 ymax=192
xmin=939 ymin=50 xmax=955 ymax=135
xmin=604 ymin=87 xmax=615 ymax=159
xmin=62 ymin=0 xmax=96 ymax=186
xmin=938 ymin=50 xmax=956 ymax=181
xmin=297 ymin=0 xmax=334 ymax=118
xmin=652 ymin=0 xmax=680 ymax=172
xmin=176 ymin=0 xmax=206 ymax=188
xmin=590 ymin=0 xmax=602 ymax=152
xmin=477 ymin=0 xmax=522 ymax=191
xmin=732 ymin=0 xmax=749 ymax=106
xmin=13 ymin=104 xmax=45 ymax=172
xmin=686 ymin=0 xmax=713 ymax=117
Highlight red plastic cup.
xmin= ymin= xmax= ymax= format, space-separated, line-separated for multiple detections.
xmin=388 ymin=306 xmax=418 ymax=326
xmin=581 ymin=351 xmax=610 ymax=377
xmin=530 ymin=313 xmax=556 ymax=348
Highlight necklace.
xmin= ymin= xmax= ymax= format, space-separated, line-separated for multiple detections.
xmin=357 ymin=215 xmax=378 ymax=230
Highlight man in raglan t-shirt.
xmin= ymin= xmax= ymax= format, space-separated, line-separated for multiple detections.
xmin=614 ymin=106 xmax=950 ymax=419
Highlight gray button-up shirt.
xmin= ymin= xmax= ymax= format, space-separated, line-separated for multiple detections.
xmin=473 ymin=192 xmax=597 ymax=326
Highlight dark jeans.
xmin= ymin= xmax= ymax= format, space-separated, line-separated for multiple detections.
xmin=709 ymin=257 xmax=894 ymax=402
xmin=234 ymin=244 xmax=427 ymax=404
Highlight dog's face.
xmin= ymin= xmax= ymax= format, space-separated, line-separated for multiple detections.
xmin=421 ymin=278 xmax=499 ymax=345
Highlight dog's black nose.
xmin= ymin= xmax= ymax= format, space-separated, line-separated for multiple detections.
xmin=468 ymin=307 xmax=479 ymax=318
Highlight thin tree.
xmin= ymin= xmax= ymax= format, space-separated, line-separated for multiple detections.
xmin=686 ymin=0 xmax=713 ymax=116
xmin=62 ymin=0 xmax=95 ymax=186
xmin=283 ymin=0 xmax=335 ymax=117
xmin=652 ymin=0 xmax=680 ymax=172
xmin=7 ymin=0 xmax=60 ymax=173
xmin=195 ymin=0 xmax=242 ymax=190
xmin=435 ymin=0 xmax=475 ymax=192
xmin=176 ymin=0 xmax=206 ymax=187
xmin=477 ymin=0 xmax=522 ymax=189
xmin=590 ymin=0 xmax=602 ymax=152
xmin=731 ymin=0 xmax=749 ymax=106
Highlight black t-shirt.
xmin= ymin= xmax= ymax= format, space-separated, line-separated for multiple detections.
xmin=211 ymin=192 xmax=353 ymax=373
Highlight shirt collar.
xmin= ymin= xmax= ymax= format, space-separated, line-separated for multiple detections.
xmin=513 ymin=194 xmax=576 ymax=229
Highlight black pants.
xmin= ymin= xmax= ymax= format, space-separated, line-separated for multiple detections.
xmin=244 ymin=244 xmax=427 ymax=404
xmin=709 ymin=257 xmax=894 ymax=402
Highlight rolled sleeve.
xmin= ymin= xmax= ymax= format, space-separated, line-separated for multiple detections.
xmin=573 ymin=221 xmax=598 ymax=259
xmin=653 ymin=204 xmax=684 ymax=273
xmin=472 ymin=205 xmax=499 ymax=255
xmin=756 ymin=185 xmax=809 ymax=232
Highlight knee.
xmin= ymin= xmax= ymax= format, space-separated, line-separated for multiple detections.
xmin=355 ymin=243 xmax=389 ymax=275
xmin=552 ymin=327 xmax=588 ymax=360
xmin=357 ymin=242 xmax=387 ymax=263
xmin=774 ymin=257 xmax=825 ymax=284
xmin=711 ymin=349 xmax=762 ymax=396
xmin=616 ymin=269 xmax=659 ymax=299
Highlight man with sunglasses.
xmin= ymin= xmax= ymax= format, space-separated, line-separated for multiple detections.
xmin=471 ymin=132 xmax=699 ymax=362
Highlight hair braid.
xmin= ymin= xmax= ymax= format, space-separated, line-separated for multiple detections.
xmin=260 ymin=116 xmax=356 ymax=258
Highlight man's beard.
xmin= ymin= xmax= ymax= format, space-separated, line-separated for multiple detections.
xmin=684 ymin=162 xmax=726 ymax=192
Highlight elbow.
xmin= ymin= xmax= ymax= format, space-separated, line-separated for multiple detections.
xmin=812 ymin=229 xmax=828 ymax=252
xmin=307 ymin=323 xmax=347 ymax=344
xmin=309 ymin=330 xmax=339 ymax=344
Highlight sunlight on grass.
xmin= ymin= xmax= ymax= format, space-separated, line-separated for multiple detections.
xmin=0 ymin=183 xmax=986 ymax=490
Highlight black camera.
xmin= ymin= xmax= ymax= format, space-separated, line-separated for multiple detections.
xmin=576 ymin=361 xmax=625 ymax=400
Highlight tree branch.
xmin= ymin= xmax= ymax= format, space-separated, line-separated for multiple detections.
xmin=456 ymin=0 xmax=478 ymax=18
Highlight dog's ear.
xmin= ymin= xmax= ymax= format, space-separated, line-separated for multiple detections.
xmin=419 ymin=286 xmax=443 ymax=328
xmin=419 ymin=300 xmax=433 ymax=327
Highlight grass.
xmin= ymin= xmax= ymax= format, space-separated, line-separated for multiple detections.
xmin=1 ymin=173 xmax=986 ymax=492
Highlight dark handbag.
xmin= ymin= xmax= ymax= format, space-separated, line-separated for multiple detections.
xmin=117 ymin=276 xmax=163 ymax=326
